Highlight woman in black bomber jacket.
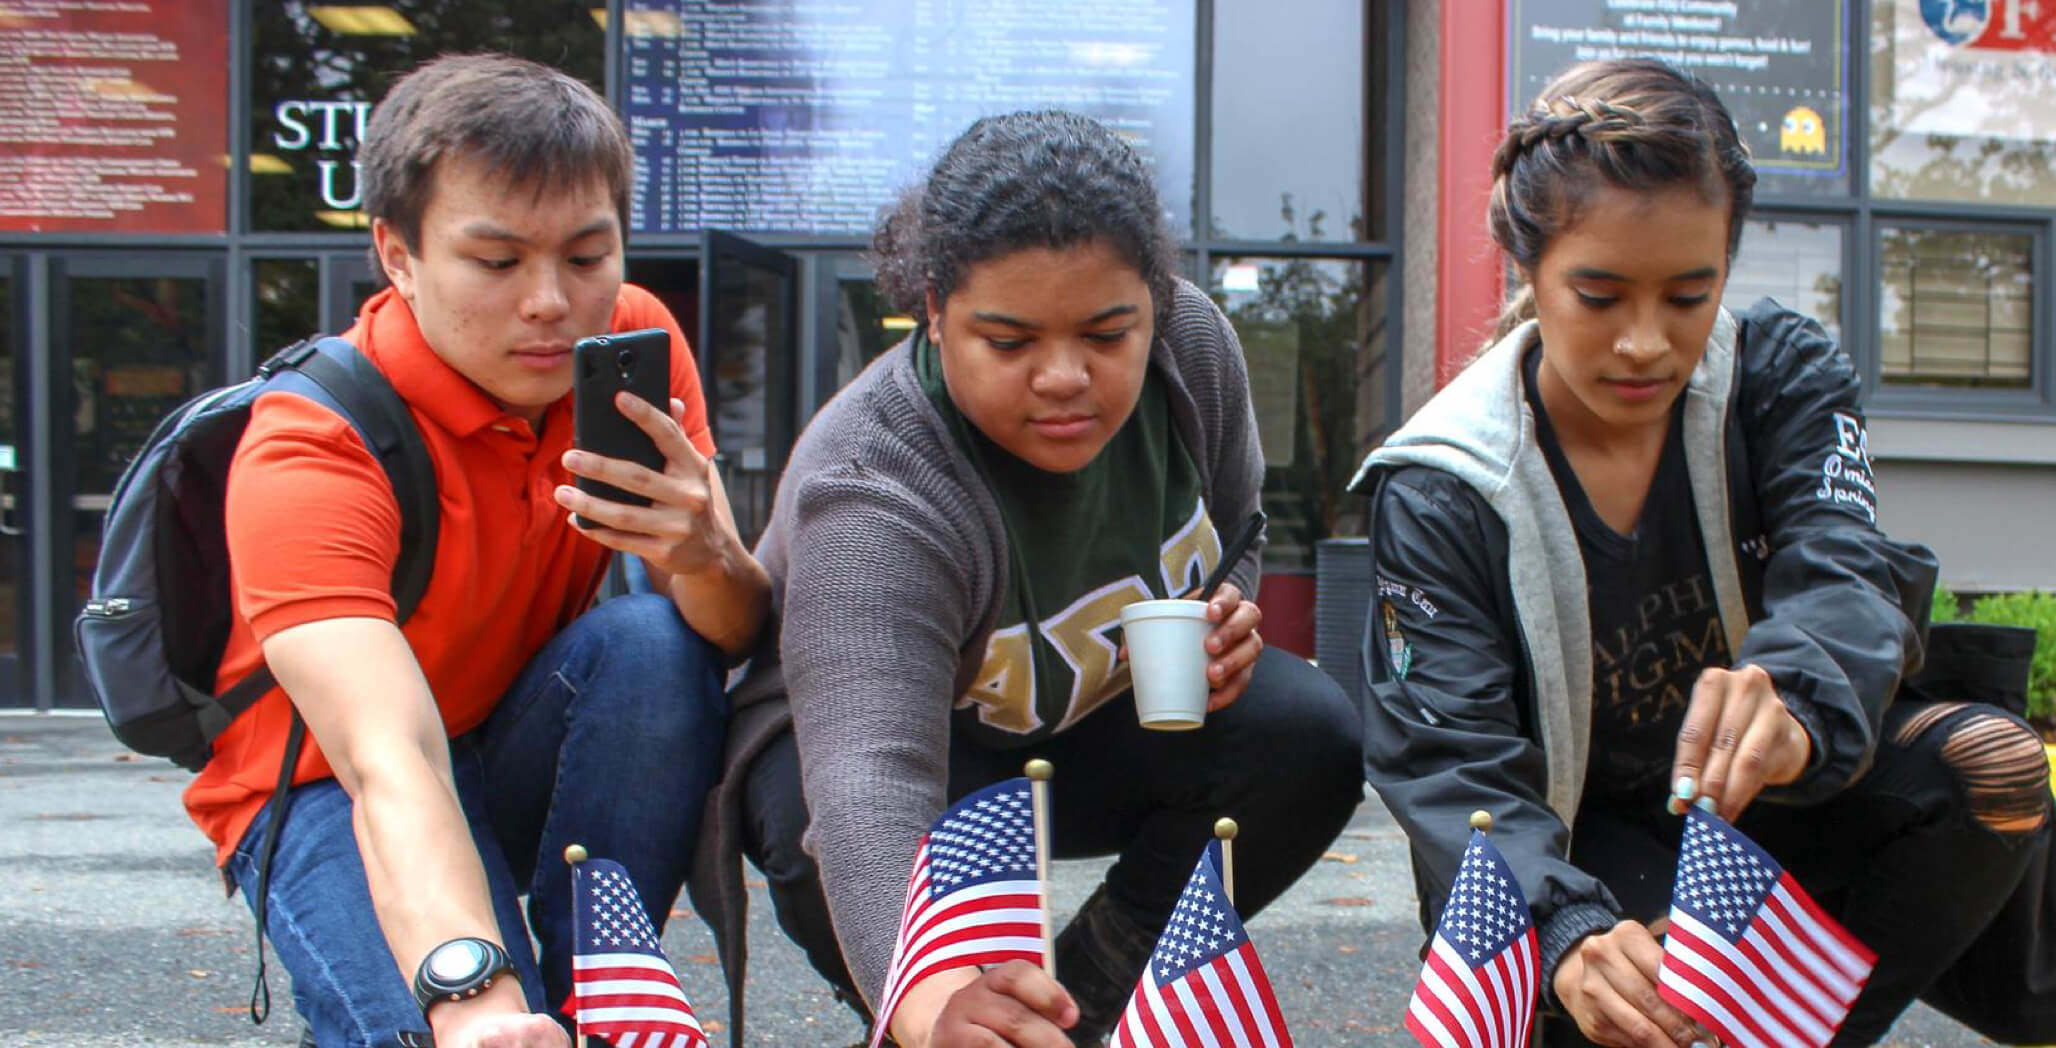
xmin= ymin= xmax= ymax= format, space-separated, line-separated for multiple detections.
xmin=1353 ymin=58 xmax=2050 ymax=1047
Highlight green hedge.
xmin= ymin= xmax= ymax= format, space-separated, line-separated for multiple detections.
xmin=1933 ymin=587 xmax=2056 ymax=724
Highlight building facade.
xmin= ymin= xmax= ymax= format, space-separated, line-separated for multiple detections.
xmin=1 ymin=0 xmax=2048 ymax=709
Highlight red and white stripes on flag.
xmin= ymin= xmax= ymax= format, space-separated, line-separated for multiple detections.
xmin=1658 ymin=808 xmax=1876 ymax=1048
xmin=569 ymin=858 xmax=708 ymax=1048
xmin=868 ymin=778 xmax=1047 ymax=1048
xmin=1107 ymin=840 xmax=1293 ymax=1048
xmin=1405 ymin=829 xmax=1538 ymax=1048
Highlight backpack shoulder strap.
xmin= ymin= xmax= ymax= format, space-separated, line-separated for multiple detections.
xmin=212 ymin=339 xmax=441 ymax=721
xmin=287 ymin=338 xmax=440 ymax=620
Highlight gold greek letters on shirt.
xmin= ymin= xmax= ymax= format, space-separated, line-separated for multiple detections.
xmin=957 ymin=623 xmax=1039 ymax=732
xmin=957 ymin=499 xmax=1225 ymax=734
xmin=1044 ymin=577 xmax=1154 ymax=729
xmin=1159 ymin=499 xmax=1224 ymax=598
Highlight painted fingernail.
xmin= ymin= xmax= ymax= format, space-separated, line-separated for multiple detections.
xmin=1666 ymin=797 xmax=1686 ymax=816
xmin=1674 ymin=776 xmax=1696 ymax=800
xmin=1695 ymin=795 xmax=1718 ymax=813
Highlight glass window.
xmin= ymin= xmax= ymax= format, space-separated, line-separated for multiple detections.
xmin=1209 ymin=0 xmax=1368 ymax=241
xmin=1726 ymin=217 xmax=1843 ymax=343
xmin=253 ymin=259 xmax=320 ymax=357
xmin=1878 ymin=227 xmax=2035 ymax=390
xmin=1209 ymin=257 xmax=1391 ymax=571
xmin=1869 ymin=0 xmax=2056 ymax=205
xmin=622 ymin=1 xmax=1196 ymax=237
xmin=248 ymin=1 xmax=604 ymax=232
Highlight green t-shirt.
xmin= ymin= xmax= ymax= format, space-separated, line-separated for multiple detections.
xmin=915 ymin=333 xmax=1220 ymax=747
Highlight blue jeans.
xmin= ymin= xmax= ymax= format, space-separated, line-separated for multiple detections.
xmin=226 ymin=594 xmax=728 ymax=1048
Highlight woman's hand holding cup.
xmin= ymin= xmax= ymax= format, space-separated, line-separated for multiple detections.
xmin=1198 ymin=581 xmax=1262 ymax=711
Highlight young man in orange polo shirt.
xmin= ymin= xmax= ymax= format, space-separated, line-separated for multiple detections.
xmin=184 ymin=54 xmax=767 ymax=1048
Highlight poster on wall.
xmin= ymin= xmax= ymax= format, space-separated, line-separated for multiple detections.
xmin=1889 ymin=0 xmax=2056 ymax=141
xmin=622 ymin=0 xmax=1195 ymax=237
xmin=0 ymin=1 xmax=227 ymax=234
xmin=1508 ymin=0 xmax=1846 ymax=179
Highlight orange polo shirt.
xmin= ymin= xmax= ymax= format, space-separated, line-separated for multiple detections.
xmin=184 ymin=283 xmax=714 ymax=866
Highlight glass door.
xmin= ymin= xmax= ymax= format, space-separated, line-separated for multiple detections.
xmin=50 ymin=253 xmax=225 ymax=705
xmin=698 ymin=231 xmax=799 ymax=546
xmin=0 ymin=257 xmax=27 ymax=705
xmin=324 ymin=253 xmax=382 ymax=334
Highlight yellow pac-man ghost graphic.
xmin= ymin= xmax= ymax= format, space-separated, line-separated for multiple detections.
xmin=1780 ymin=106 xmax=1826 ymax=155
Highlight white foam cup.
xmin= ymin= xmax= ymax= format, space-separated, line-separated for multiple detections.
xmin=1119 ymin=598 xmax=1214 ymax=731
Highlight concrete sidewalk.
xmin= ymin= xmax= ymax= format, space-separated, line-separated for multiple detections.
xmin=0 ymin=711 xmax=1992 ymax=1046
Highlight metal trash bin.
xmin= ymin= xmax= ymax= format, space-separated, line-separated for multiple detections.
xmin=1314 ymin=537 xmax=1373 ymax=703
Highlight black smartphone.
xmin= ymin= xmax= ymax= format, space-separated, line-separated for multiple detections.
xmin=572 ymin=327 xmax=671 ymax=528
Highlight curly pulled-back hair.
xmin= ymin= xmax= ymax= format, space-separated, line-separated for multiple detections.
xmin=1488 ymin=57 xmax=1757 ymax=339
xmin=872 ymin=110 xmax=1179 ymax=322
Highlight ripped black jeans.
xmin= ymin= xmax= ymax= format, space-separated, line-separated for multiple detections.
xmin=1551 ymin=700 xmax=2050 ymax=1048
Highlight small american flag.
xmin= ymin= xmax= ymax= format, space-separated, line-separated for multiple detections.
xmin=1406 ymin=829 xmax=1538 ymax=1048
xmin=570 ymin=857 xmax=707 ymax=1048
xmin=1107 ymin=840 xmax=1292 ymax=1048
xmin=868 ymin=777 xmax=1047 ymax=1048
xmin=1658 ymin=808 xmax=1875 ymax=1048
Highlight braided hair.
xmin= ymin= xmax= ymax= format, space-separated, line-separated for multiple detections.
xmin=1487 ymin=58 xmax=1757 ymax=340
xmin=872 ymin=110 xmax=1179 ymax=324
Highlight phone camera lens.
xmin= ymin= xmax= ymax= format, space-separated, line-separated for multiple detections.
xmin=616 ymin=348 xmax=635 ymax=371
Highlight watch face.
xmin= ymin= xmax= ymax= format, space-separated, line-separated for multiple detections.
xmin=427 ymin=940 xmax=488 ymax=983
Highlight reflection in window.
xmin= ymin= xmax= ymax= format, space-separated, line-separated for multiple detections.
xmin=253 ymin=259 xmax=319 ymax=358
xmin=1726 ymin=218 xmax=1843 ymax=344
xmin=1869 ymin=1 xmax=2056 ymax=205
xmin=1210 ymin=0 xmax=1369 ymax=242
xmin=1879 ymin=228 xmax=2034 ymax=390
xmin=833 ymin=279 xmax=906 ymax=390
xmin=1210 ymin=258 xmax=1389 ymax=570
xmin=248 ymin=1 xmax=604 ymax=232
xmin=68 ymin=277 xmax=213 ymax=495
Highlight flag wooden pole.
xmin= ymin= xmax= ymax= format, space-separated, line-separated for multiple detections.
xmin=1213 ymin=817 xmax=1239 ymax=908
xmin=563 ymin=843 xmax=589 ymax=1048
xmin=1025 ymin=759 xmax=1056 ymax=978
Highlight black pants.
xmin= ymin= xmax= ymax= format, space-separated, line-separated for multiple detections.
xmin=740 ymin=645 xmax=1366 ymax=1017
xmin=1546 ymin=701 xmax=2048 ymax=1047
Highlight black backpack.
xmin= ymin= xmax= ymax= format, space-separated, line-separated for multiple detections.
xmin=74 ymin=335 xmax=441 ymax=1023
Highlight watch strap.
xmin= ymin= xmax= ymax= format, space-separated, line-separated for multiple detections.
xmin=412 ymin=937 xmax=515 ymax=1016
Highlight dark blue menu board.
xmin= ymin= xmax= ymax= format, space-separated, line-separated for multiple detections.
xmin=623 ymin=0 xmax=1195 ymax=236
xmin=1509 ymin=0 xmax=1846 ymax=179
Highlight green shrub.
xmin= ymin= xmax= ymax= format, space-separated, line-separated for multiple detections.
xmin=1932 ymin=583 xmax=1963 ymax=624
xmin=1961 ymin=590 xmax=2056 ymax=724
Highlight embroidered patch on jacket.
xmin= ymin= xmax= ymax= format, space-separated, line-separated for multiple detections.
xmin=1381 ymin=599 xmax=1414 ymax=680
xmin=1814 ymin=410 xmax=1878 ymax=524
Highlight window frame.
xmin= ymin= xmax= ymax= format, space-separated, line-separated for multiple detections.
xmin=1864 ymin=215 xmax=2050 ymax=418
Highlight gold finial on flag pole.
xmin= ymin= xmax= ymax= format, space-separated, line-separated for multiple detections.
xmin=1469 ymin=809 xmax=1493 ymax=833
xmin=562 ymin=843 xmax=590 ymax=1047
xmin=1025 ymin=759 xmax=1056 ymax=978
xmin=1214 ymin=817 xmax=1240 ymax=907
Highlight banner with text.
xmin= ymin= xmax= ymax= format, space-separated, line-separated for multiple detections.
xmin=1509 ymin=0 xmax=1846 ymax=177
xmin=622 ymin=0 xmax=1196 ymax=237
xmin=0 ymin=0 xmax=227 ymax=233
xmin=1889 ymin=0 xmax=2056 ymax=142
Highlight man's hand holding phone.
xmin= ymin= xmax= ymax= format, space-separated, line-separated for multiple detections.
xmin=555 ymin=391 xmax=731 ymax=577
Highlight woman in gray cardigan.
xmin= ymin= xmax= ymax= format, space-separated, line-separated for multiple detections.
xmin=711 ymin=110 xmax=1363 ymax=1047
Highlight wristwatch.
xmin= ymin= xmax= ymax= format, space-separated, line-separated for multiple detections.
xmin=412 ymin=937 xmax=515 ymax=1016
